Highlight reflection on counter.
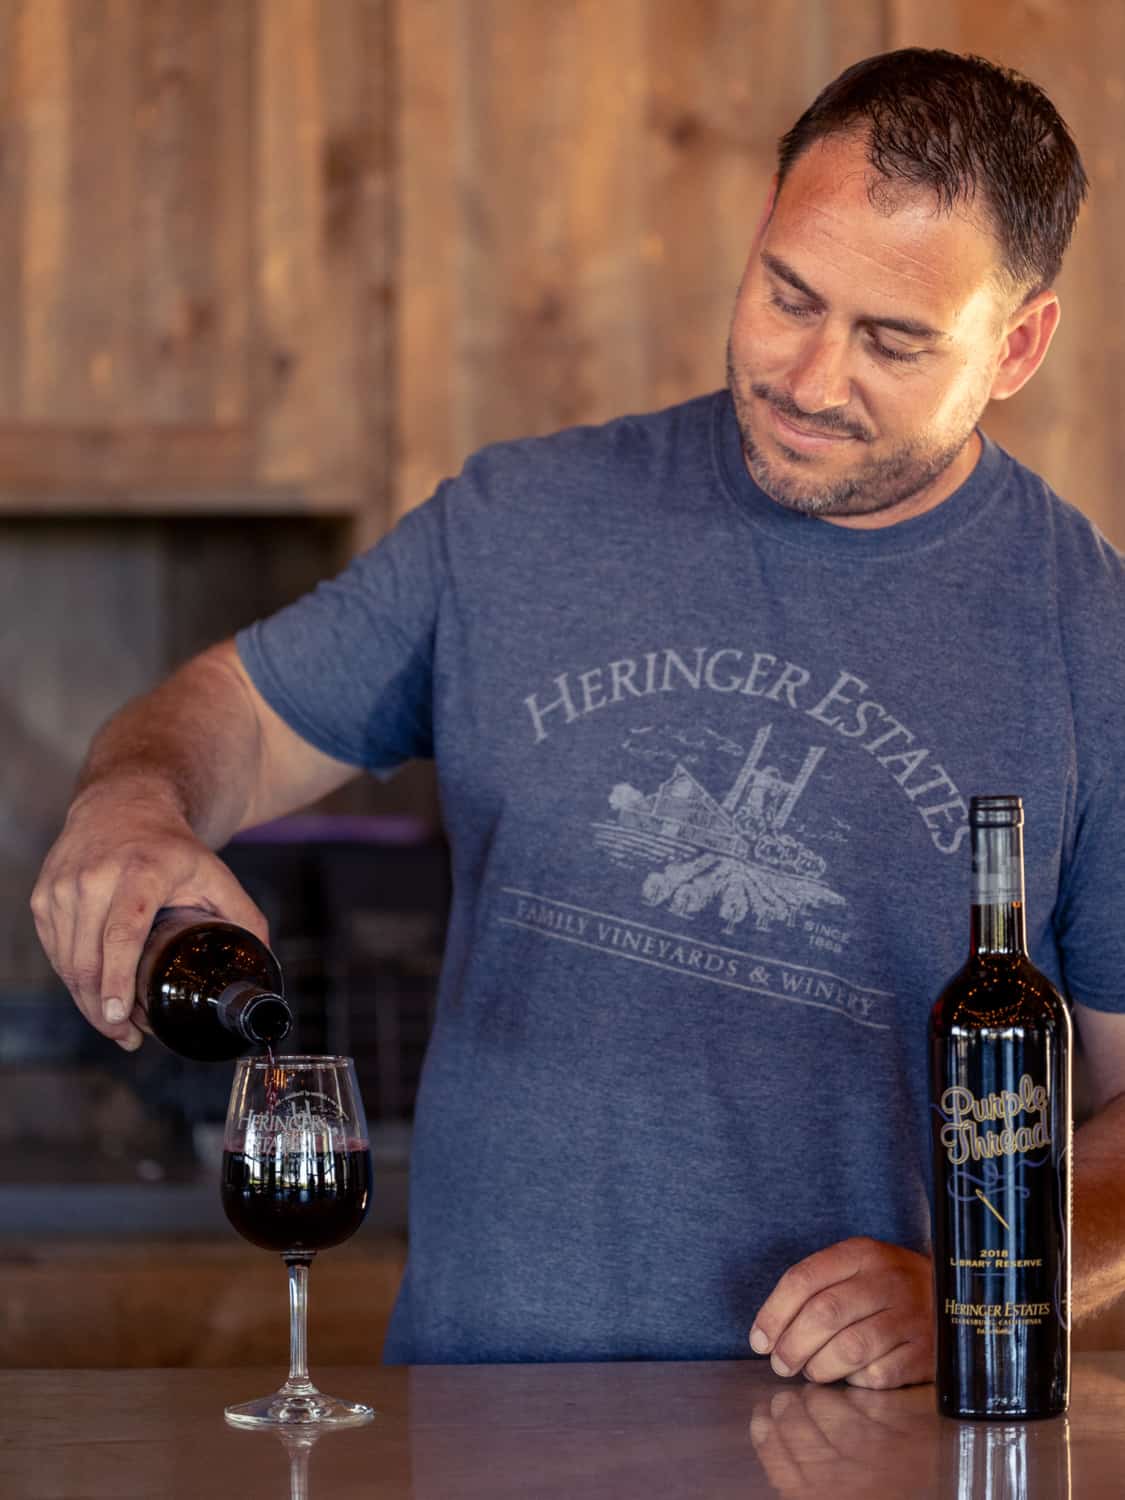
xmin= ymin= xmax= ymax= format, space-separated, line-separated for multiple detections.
xmin=747 ymin=1381 xmax=1072 ymax=1500
xmin=748 ymin=1382 xmax=940 ymax=1498
xmin=274 ymin=1426 xmax=322 ymax=1500
xmin=947 ymin=1417 xmax=1070 ymax=1500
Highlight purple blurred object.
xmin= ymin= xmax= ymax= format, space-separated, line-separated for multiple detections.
xmin=231 ymin=814 xmax=433 ymax=846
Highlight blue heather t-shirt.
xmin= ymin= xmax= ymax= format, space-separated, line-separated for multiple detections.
xmin=237 ymin=390 xmax=1125 ymax=1365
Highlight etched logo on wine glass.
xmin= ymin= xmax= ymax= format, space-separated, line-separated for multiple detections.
xmin=241 ymin=1089 xmax=350 ymax=1154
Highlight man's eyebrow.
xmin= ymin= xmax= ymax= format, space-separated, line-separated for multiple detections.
xmin=761 ymin=252 xmax=948 ymax=342
xmin=762 ymin=253 xmax=824 ymax=307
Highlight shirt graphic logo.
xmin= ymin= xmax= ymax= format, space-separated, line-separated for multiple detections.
xmin=594 ymin=721 xmax=846 ymax=937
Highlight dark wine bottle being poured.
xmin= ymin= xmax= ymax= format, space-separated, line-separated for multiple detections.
xmin=134 ymin=906 xmax=292 ymax=1062
xmin=929 ymin=795 xmax=1072 ymax=1419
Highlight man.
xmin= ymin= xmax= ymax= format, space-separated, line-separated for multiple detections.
xmin=32 ymin=49 xmax=1125 ymax=1387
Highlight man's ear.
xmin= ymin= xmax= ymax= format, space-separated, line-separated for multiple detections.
xmin=989 ymin=291 xmax=1061 ymax=402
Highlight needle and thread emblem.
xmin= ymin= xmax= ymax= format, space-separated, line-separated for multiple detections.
xmin=975 ymin=1188 xmax=1011 ymax=1232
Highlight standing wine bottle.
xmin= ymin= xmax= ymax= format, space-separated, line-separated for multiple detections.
xmin=134 ymin=906 xmax=292 ymax=1062
xmin=929 ymin=795 xmax=1072 ymax=1419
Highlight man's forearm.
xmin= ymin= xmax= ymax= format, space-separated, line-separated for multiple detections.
xmin=1072 ymin=1090 xmax=1125 ymax=1323
xmin=72 ymin=642 xmax=262 ymax=850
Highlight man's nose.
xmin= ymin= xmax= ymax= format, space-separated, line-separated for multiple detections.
xmin=787 ymin=326 xmax=852 ymax=413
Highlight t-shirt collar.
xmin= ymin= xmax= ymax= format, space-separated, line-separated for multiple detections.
xmin=713 ymin=387 xmax=1007 ymax=557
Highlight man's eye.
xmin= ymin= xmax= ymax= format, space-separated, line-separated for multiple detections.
xmin=870 ymin=334 xmax=925 ymax=364
xmin=770 ymin=292 xmax=816 ymax=319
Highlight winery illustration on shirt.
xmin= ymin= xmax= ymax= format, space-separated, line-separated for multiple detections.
xmin=497 ymin=644 xmax=972 ymax=1033
xmin=594 ymin=721 xmax=841 ymax=937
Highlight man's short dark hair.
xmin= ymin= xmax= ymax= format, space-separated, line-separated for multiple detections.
xmin=777 ymin=48 xmax=1089 ymax=296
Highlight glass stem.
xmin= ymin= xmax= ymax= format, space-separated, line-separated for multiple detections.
xmin=282 ymin=1256 xmax=317 ymax=1393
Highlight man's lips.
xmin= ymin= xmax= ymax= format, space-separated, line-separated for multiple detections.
xmin=768 ymin=404 xmax=859 ymax=449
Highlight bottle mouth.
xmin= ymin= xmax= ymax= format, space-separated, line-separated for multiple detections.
xmin=242 ymin=994 xmax=292 ymax=1044
xmin=970 ymin=794 xmax=1023 ymax=828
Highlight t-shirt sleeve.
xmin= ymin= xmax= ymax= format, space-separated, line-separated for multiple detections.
xmin=235 ymin=492 xmax=448 ymax=773
xmin=1052 ymin=522 xmax=1125 ymax=1013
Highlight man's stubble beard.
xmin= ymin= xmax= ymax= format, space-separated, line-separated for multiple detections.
xmin=725 ymin=337 xmax=985 ymax=520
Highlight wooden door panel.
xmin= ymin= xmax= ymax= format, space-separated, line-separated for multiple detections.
xmin=0 ymin=0 xmax=391 ymax=521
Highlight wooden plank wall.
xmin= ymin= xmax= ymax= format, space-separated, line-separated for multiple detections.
xmin=0 ymin=0 xmax=390 ymax=510
xmin=395 ymin=0 xmax=1125 ymax=547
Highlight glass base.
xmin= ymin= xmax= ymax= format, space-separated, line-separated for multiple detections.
xmin=225 ymin=1380 xmax=374 ymax=1429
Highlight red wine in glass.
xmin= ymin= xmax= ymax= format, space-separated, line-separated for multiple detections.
xmin=221 ymin=1147 xmax=372 ymax=1254
xmin=221 ymin=1055 xmax=374 ymax=1428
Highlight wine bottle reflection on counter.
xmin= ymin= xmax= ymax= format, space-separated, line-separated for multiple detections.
xmin=134 ymin=906 xmax=292 ymax=1062
xmin=929 ymin=795 xmax=1072 ymax=1420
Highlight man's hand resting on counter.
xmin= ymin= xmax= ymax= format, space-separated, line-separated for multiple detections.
xmin=749 ymin=1237 xmax=934 ymax=1390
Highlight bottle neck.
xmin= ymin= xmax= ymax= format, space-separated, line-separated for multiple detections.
xmin=970 ymin=821 xmax=1028 ymax=957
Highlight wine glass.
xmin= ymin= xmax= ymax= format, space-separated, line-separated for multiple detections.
xmin=221 ymin=1054 xmax=375 ymax=1428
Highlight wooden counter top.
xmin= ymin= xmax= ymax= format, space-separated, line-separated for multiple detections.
xmin=3 ymin=1355 xmax=1124 ymax=1498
